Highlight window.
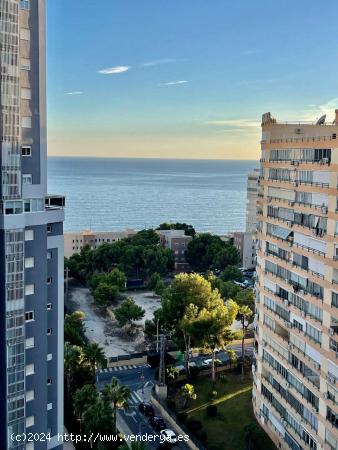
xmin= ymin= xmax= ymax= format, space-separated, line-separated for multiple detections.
xmin=25 ymin=364 xmax=35 ymax=376
xmin=47 ymin=251 xmax=52 ymax=259
xmin=26 ymin=390 xmax=34 ymax=402
xmin=47 ymin=403 xmax=53 ymax=411
xmin=25 ymin=284 xmax=34 ymax=296
xmin=20 ymin=0 xmax=30 ymax=9
xmin=20 ymin=58 xmax=30 ymax=70
xmin=25 ymin=257 xmax=34 ymax=269
xmin=25 ymin=337 xmax=34 ymax=349
xmin=26 ymin=416 xmax=34 ymax=428
xmin=47 ymin=378 xmax=52 ymax=385
xmin=25 ymin=311 xmax=34 ymax=322
xmin=21 ymin=116 xmax=32 ymax=128
xmin=47 ymin=224 xmax=52 ymax=233
xmin=47 ymin=354 xmax=52 ymax=361
xmin=47 ymin=328 xmax=52 ymax=335
xmin=21 ymin=88 xmax=31 ymax=100
xmin=22 ymin=174 xmax=32 ymax=185
xmin=47 ymin=303 xmax=52 ymax=310
xmin=22 ymin=146 xmax=31 ymax=156
xmin=47 ymin=277 xmax=52 ymax=285
xmin=25 ymin=229 xmax=34 ymax=241
xmin=20 ymin=28 xmax=30 ymax=41
xmin=26 ymin=444 xmax=34 ymax=450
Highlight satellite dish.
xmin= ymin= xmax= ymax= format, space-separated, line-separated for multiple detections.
xmin=316 ymin=115 xmax=326 ymax=125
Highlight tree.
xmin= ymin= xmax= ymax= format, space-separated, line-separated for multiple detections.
xmin=238 ymin=305 xmax=253 ymax=381
xmin=64 ymin=343 xmax=83 ymax=394
xmin=180 ymin=383 xmax=197 ymax=409
xmin=64 ymin=310 xmax=85 ymax=345
xmin=93 ymin=282 xmax=119 ymax=306
xmin=82 ymin=397 xmax=114 ymax=444
xmin=148 ymin=272 xmax=161 ymax=290
xmin=106 ymin=268 xmax=127 ymax=290
xmin=102 ymin=377 xmax=131 ymax=434
xmin=166 ymin=366 xmax=180 ymax=382
xmin=161 ymin=273 xmax=228 ymax=378
xmin=185 ymin=233 xmax=240 ymax=272
xmin=73 ymin=384 xmax=98 ymax=432
xmin=157 ymin=222 xmax=196 ymax=237
xmin=84 ymin=342 xmax=107 ymax=376
xmin=114 ymin=298 xmax=145 ymax=328
xmin=186 ymin=299 xmax=239 ymax=381
xmin=220 ymin=265 xmax=244 ymax=282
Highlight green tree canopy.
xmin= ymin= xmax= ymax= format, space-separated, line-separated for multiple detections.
xmin=93 ymin=282 xmax=119 ymax=306
xmin=157 ymin=222 xmax=196 ymax=237
xmin=84 ymin=342 xmax=107 ymax=375
xmin=73 ymin=384 xmax=98 ymax=420
xmin=185 ymin=233 xmax=240 ymax=272
xmin=64 ymin=310 xmax=85 ymax=346
xmin=220 ymin=265 xmax=244 ymax=282
xmin=114 ymin=298 xmax=145 ymax=327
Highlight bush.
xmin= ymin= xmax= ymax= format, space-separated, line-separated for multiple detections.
xmin=206 ymin=404 xmax=218 ymax=417
xmin=211 ymin=390 xmax=218 ymax=399
xmin=177 ymin=412 xmax=188 ymax=423
xmin=186 ymin=418 xmax=202 ymax=432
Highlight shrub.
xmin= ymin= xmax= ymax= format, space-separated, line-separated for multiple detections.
xmin=186 ymin=418 xmax=202 ymax=432
xmin=206 ymin=404 xmax=218 ymax=417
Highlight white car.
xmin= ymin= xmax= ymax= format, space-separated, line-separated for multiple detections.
xmin=160 ymin=429 xmax=178 ymax=444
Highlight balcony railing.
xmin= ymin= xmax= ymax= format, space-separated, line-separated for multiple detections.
xmin=45 ymin=195 xmax=65 ymax=210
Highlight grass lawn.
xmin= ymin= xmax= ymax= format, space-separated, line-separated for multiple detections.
xmin=182 ymin=373 xmax=276 ymax=450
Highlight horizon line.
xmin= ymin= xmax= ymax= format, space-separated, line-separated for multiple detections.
xmin=47 ymin=154 xmax=259 ymax=162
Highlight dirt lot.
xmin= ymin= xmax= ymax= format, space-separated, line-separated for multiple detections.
xmin=68 ymin=287 xmax=161 ymax=358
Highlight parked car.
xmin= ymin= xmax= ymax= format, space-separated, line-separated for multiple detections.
xmin=138 ymin=402 xmax=154 ymax=416
xmin=149 ymin=416 xmax=167 ymax=431
xmin=160 ymin=429 xmax=178 ymax=444
xmin=202 ymin=358 xmax=212 ymax=367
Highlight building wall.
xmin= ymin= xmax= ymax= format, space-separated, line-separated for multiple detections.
xmin=0 ymin=1 xmax=64 ymax=449
xmin=253 ymin=111 xmax=338 ymax=450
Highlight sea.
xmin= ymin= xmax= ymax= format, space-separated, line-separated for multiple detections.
xmin=47 ymin=157 xmax=258 ymax=235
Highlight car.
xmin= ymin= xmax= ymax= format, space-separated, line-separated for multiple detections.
xmin=160 ymin=429 xmax=178 ymax=445
xmin=138 ymin=402 xmax=154 ymax=416
xmin=149 ymin=415 xmax=167 ymax=431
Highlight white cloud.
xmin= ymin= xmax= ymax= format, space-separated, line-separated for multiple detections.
xmin=142 ymin=58 xmax=187 ymax=67
xmin=97 ymin=66 xmax=130 ymax=74
xmin=160 ymin=80 xmax=188 ymax=86
xmin=206 ymin=118 xmax=260 ymax=128
xmin=65 ymin=91 xmax=83 ymax=95
xmin=299 ymin=98 xmax=338 ymax=122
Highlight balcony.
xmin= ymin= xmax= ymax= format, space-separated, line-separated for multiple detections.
xmin=45 ymin=195 xmax=65 ymax=210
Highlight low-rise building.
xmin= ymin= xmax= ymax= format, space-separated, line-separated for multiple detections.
xmin=64 ymin=229 xmax=137 ymax=257
xmin=157 ymin=229 xmax=192 ymax=272
xmin=233 ymin=231 xmax=256 ymax=269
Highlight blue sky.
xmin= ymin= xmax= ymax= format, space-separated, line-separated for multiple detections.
xmin=47 ymin=0 xmax=338 ymax=159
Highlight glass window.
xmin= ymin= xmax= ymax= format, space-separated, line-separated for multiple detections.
xmin=20 ymin=0 xmax=30 ymax=10
xmin=22 ymin=174 xmax=32 ymax=185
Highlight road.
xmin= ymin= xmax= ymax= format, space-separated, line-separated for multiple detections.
xmin=96 ymin=343 xmax=254 ymax=449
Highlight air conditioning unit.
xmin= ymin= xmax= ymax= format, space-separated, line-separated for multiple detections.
xmin=321 ymin=206 xmax=328 ymax=214
xmin=284 ymin=299 xmax=289 ymax=306
xmin=286 ymin=221 xmax=292 ymax=227
xmin=294 ymin=161 xmax=300 ymax=166
xmin=330 ymin=328 xmax=334 ymax=336
xmin=293 ymin=181 xmax=299 ymax=187
xmin=301 ymin=311 xmax=306 ymax=318
xmin=289 ymin=201 xmax=295 ymax=206
xmin=322 ymin=157 xmax=329 ymax=164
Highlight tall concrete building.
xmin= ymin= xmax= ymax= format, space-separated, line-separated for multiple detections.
xmin=0 ymin=1 xmax=64 ymax=449
xmin=253 ymin=111 xmax=338 ymax=450
xmin=246 ymin=168 xmax=260 ymax=234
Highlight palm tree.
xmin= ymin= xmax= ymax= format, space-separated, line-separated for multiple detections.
xmin=64 ymin=343 xmax=82 ymax=393
xmin=102 ymin=377 xmax=131 ymax=434
xmin=82 ymin=397 xmax=113 ymax=448
xmin=73 ymin=384 xmax=98 ymax=433
xmin=238 ymin=305 xmax=253 ymax=382
xmin=84 ymin=342 xmax=107 ymax=379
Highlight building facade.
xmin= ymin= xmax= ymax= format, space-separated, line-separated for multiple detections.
xmin=0 ymin=1 xmax=64 ymax=449
xmin=253 ymin=111 xmax=338 ymax=450
xmin=246 ymin=169 xmax=260 ymax=234
xmin=157 ymin=229 xmax=192 ymax=272
xmin=64 ymin=228 xmax=137 ymax=258
xmin=233 ymin=231 xmax=256 ymax=270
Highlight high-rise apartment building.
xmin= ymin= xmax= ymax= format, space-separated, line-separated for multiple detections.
xmin=246 ymin=168 xmax=260 ymax=234
xmin=0 ymin=1 xmax=64 ymax=449
xmin=253 ymin=111 xmax=338 ymax=450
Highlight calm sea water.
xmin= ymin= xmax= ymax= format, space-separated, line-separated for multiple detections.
xmin=47 ymin=157 xmax=258 ymax=235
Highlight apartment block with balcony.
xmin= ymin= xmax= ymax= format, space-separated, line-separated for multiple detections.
xmin=0 ymin=1 xmax=64 ymax=449
xmin=253 ymin=111 xmax=338 ymax=450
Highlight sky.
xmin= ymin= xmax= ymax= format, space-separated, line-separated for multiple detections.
xmin=47 ymin=0 xmax=338 ymax=160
